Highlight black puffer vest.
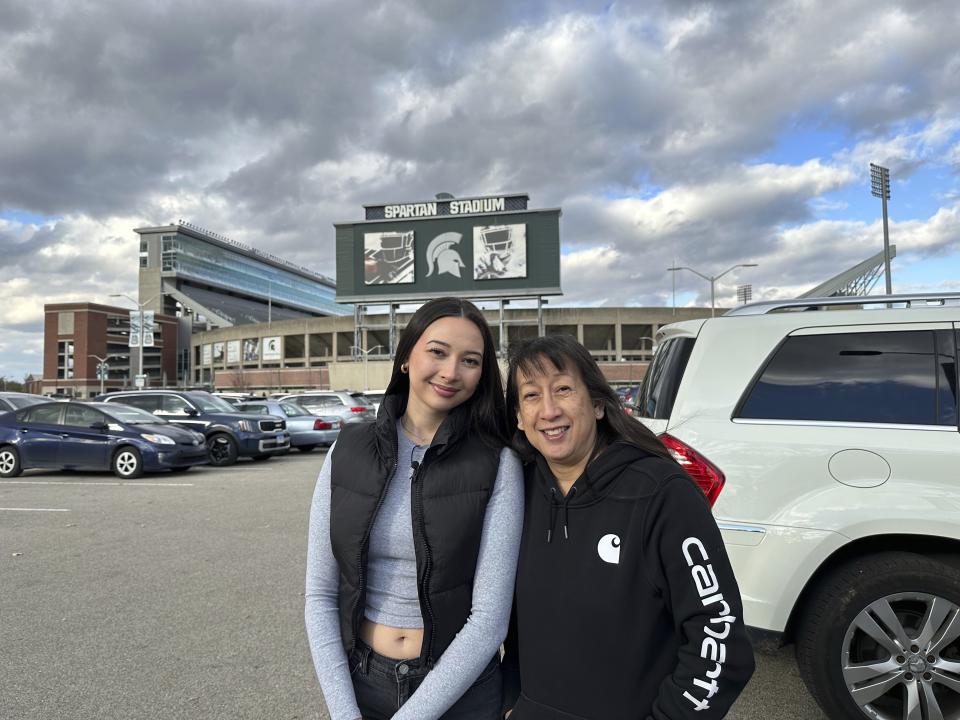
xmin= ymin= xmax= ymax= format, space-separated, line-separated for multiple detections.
xmin=329 ymin=393 xmax=501 ymax=665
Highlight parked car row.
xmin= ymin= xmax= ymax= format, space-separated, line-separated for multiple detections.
xmin=0 ymin=387 xmax=375 ymax=479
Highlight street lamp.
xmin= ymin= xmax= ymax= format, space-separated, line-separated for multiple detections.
xmin=870 ymin=163 xmax=893 ymax=295
xmin=110 ymin=293 xmax=159 ymax=387
xmin=88 ymin=354 xmax=112 ymax=395
xmin=667 ymin=264 xmax=759 ymax=317
xmin=351 ymin=345 xmax=385 ymax=391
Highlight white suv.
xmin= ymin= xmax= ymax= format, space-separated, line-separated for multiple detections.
xmin=636 ymin=293 xmax=960 ymax=720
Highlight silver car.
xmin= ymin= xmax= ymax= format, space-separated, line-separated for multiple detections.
xmin=0 ymin=392 xmax=49 ymax=413
xmin=276 ymin=390 xmax=376 ymax=425
xmin=238 ymin=399 xmax=340 ymax=452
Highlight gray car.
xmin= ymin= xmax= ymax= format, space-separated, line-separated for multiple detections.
xmin=238 ymin=399 xmax=340 ymax=452
xmin=0 ymin=392 xmax=49 ymax=413
xmin=276 ymin=390 xmax=376 ymax=425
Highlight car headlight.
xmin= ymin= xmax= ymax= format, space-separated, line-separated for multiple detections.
xmin=237 ymin=420 xmax=255 ymax=432
xmin=141 ymin=433 xmax=175 ymax=445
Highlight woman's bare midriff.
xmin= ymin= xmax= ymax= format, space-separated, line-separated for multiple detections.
xmin=360 ymin=619 xmax=424 ymax=660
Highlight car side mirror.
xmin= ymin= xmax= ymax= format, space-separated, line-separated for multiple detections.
xmin=90 ymin=421 xmax=109 ymax=432
xmin=185 ymin=408 xmax=199 ymax=417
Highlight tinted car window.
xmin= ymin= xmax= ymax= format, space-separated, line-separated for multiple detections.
xmin=349 ymin=393 xmax=372 ymax=407
xmin=739 ymin=330 xmax=949 ymax=425
xmin=0 ymin=398 xmax=11 ymax=412
xmin=23 ymin=404 xmax=64 ymax=425
xmin=63 ymin=405 xmax=104 ymax=427
xmin=114 ymin=395 xmax=161 ymax=412
xmin=937 ymin=330 xmax=958 ymax=426
xmin=636 ymin=338 xmax=695 ymax=420
xmin=189 ymin=394 xmax=236 ymax=413
xmin=161 ymin=395 xmax=194 ymax=414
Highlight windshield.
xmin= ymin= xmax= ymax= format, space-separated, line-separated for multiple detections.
xmin=103 ymin=404 xmax=168 ymax=425
xmin=190 ymin=393 xmax=236 ymax=413
xmin=280 ymin=401 xmax=310 ymax=417
xmin=349 ymin=393 xmax=373 ymax=406
xmin=8 ymin=395 xmax=48 ymax=409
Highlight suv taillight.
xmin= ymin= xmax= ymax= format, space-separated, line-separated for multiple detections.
xmin=349 ymin=406 xmax=368 ymax=413
xmin=658 ymin=433 xmax=725 ymax=506
xmin=313 ymin=419 xmax=332 ymax=430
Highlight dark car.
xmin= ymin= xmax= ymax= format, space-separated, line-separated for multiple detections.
xmin=0 ymin=401 xmax=209 ymax=479
xmin=0 ymin=392 xmax=50 ymax=413
xmin=95 ymin=390 xmax=290 ymax=466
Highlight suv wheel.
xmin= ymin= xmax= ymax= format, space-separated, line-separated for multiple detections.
xmin=797 ymin=552 xmax=960 ymax=720
xmin=207 ymin=433 xmax=238 ymax=467
xmin=0 ymin=446 xmax=22 ymax=478
xmin=113 ymin=447 xmax=143 ymax=479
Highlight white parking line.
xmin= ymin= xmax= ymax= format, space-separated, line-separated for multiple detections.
xmin=0 ymin=481 xmax=194 ymax=487
xmin=0 ymin=507 xmax=70 ymax=512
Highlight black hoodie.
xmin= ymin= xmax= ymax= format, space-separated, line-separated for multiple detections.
xmin=502 ymin=442 xmax=754 ymax=720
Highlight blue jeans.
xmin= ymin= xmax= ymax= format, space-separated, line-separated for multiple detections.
xmin=349 ymin=640 xmax=502 ymax=720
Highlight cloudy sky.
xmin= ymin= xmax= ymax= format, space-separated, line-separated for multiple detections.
xmin=2 ymin=0 xmax=959 ymax=380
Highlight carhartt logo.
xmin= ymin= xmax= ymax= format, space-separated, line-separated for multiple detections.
xmin=597 ymin=534 xmax=621 ymax=564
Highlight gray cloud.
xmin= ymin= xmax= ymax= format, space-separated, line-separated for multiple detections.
xmin=1 ymin=0 xmax=959 ymax=379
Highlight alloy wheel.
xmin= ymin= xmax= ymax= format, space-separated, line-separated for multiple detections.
xmin=842 ymin=592 xmax=960 ymax=719
xmin=115 ymin=450 xmax=139 ymax=477
xmin=0 ymin=449 xmax=17 ymax=474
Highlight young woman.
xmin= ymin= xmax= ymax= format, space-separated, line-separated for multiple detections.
xmin=502 ymin=334 xmax=754 ymax=720
xmin=305 ymin=297 xmax=523 ymax=720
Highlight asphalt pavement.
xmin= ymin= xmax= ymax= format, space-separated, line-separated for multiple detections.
xmin=1 ymin=451 xmax=825 ymax=719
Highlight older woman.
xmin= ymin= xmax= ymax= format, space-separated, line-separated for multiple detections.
xmin=502 ymin=334 xmax=754 ymax=720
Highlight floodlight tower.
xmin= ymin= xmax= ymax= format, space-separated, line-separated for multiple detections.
xmin=870 ymin=163 xmax=892 ymax=294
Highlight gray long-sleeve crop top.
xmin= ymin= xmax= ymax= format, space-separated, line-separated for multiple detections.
xmin=305 ymin=426 xmax=523 ymax=720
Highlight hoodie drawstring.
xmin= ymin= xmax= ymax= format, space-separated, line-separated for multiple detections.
xmin=562 ymin=486 xmax=577 ymax=540
xmin=547 ymin=487 xmax=558 ymax=543
xmin=547 ymin=485 xmax=578 ymax=543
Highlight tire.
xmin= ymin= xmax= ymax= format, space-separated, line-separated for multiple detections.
xmin=296 ymin=445 xmax=317 ymax=453
xmin=252 ymin=454 xmax=271 ymax=461
xmin=207 ymin=433 xmax=239 ymax=467
xmin=112 ymin=446 xmax=143 ymax=479
xmin=0 ymin=445 xmax=22 ymax=478
xmin=796 ymin=552 xmax=960 ymax=720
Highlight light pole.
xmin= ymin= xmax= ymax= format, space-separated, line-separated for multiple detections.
xmin=870 ymin=163 xmax=893 ymax=294
xmin=110 ymin=293 xmax=159 ymax=387
xmin=351 ymin=344 xmax=384 ymax=391
xmin=667 ymin=264 xmax=758 ymax=317
xmin=88 ymin=354 xmax=112 ymax=395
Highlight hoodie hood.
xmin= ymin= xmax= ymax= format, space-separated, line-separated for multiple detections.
xmin=534 ymin=441 xmax=655 ymax=542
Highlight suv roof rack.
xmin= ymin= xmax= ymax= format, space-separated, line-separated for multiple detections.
xmin=725 ymin=292 xmax=960 ymax=317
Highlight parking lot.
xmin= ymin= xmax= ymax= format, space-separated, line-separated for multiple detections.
xmin=1 ymin=451 xmax=825 ymax=720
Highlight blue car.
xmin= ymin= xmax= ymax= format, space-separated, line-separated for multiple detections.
xmin=0 ymin=401 xmax=209 ymax=479
xmin=95 ymin=390 xmax=290 ymax=466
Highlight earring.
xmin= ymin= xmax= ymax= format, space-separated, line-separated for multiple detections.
xmin=401 ymin=363 xmax=409 ymax=374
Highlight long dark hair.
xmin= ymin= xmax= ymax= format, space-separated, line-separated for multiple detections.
xmin=505 ymin=334 xmax=674 ymax=464
xmin=385 ymin=297 xmax=509 ymax=449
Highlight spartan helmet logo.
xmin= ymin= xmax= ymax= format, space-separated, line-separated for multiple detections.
xmin=425 ymin=232 xmax=465 ymax=278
